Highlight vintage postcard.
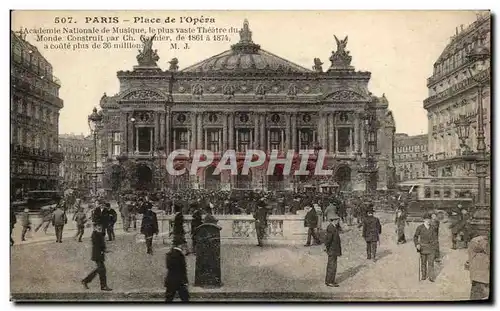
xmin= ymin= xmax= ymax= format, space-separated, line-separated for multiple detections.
xmin=10 ymin=10 xmax=491 ymax=302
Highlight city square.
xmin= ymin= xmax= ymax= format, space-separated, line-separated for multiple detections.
xmin=10 ymin=11 xmax=491 ymax=302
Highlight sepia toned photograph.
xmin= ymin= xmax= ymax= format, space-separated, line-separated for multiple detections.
xmin=9 ymin=10 xmax=491 ymax=302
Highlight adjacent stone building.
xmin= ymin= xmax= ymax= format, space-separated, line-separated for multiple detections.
xmin=394 ymin=133 xmax=428 ymax=182
xmin=58 ymin=134 xmax=94 ymax=191
xmin=423 ymin=13 xmax=491 ymax=198
xmin=98 ymin=20 xmax=396 ymax=192
xmin=10 ymin=30 xmax=64 ymax=199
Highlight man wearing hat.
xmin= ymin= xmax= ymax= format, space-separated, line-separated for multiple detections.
xmin=172 ymin=204 xmax=187 ymax=251
xmin=20 ymin=208 xmax=32 ymax=241
xmin=82 ymin=224 xmax=112 ymax=291
xmin=164 ymin=239 xmax=189 ymax=302
xmin=324 ymin=212 xmax=342 ymax=287
xmin=362 ymin=205 xmax=382 ymax=261
xmin=52 ymin=202 xmax=68 ymax=243
xmin=394 ymin=203 xmax=408 ymax=244
xmin=413 ymin=213 xmax=439 ymax=282
xmin=141 ymin=202 xmax=159 ymax=254
xmin=253 ymin=198 xmax=268 ymax=247
xmin=304 ymin=205 xmax=321 ymax=246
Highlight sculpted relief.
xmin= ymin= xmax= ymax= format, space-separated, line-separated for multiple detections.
xmin=325 ymin=90 xmax=367 ymax=102
xmin=122 ymin=89 xmax=165 ymax=101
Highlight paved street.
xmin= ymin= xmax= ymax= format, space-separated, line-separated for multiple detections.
xmin=10 ymin=217 xmax=472 ymax=301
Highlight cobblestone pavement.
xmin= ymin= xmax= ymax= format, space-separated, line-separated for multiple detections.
xmin=10 ymin=216 xmax=471 ymax=301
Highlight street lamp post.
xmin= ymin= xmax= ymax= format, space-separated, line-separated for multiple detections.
xmin=455 ymin=44 xmax=490 ymax=237
xmin=88 ymin=107 xmax=103 ymax=198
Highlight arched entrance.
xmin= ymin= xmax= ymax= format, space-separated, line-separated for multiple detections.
xmin=136 ymin=164 xmax=153 ymax=190
xmin=204 ymin=165 xmax=221 ymax=190
xmin=268 ymin=165 xmax=284 ymax=191
xmin=235 ymin=168 xmax=252 ymax=189
xmin=334 ymin=165 xmax=351 ymax=192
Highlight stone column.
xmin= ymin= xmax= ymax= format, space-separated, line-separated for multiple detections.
xmin=228 ymin=114 xmax=234 ymax=149
xmin=165 ymin=112 xmax=171 ymax=154
xmin=354 ymin=113 xmax=360 ymax=153
xmin=291 ymin=113 xmax=297 ymax=151
xmin=190 ymin=112 xmax=197 ymax=150
xmin=154 ymin=113 xmax=160 ymax=150
xmin=285 ymin=113 xmax=291 ymax=151
xmin=127 ymin=116 xmax=134 ymax=153
xmin=254 ymin=113 xmax=260 ymax=149
xmin=120 ymin=112 xmax=127 ymax=151
xmin=223 ymin=113 xmax=228 ymax=151
xmin=260 ymin=114 xmax=266 ymax=152
xmin=317 ymin=113 xmax=324 ymax=148
xmin=197 ymin=113 xmax=203 ymax=149
xmin=328 ymin=113 xmax=334 ymax=153
xmin=360 ymin=118 xmax=366 ymax=157
xmin=159 ymin=112 xmax=165 ymax=149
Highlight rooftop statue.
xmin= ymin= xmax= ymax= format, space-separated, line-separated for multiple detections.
xmin=137 ymin=34 xmax=160 ymax=66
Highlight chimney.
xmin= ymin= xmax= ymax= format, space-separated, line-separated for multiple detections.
xmin=456 ymin=27 xmax=459 ymax=35
xmin=460 ymin=24 xmax=464 ymax=31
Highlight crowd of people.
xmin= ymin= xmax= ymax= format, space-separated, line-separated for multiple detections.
xmin=10 ymin=187 xmax=489 ymax=301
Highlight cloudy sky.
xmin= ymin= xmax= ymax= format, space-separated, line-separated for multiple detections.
xmin=11 ymin=10 xmax=480 ymax=136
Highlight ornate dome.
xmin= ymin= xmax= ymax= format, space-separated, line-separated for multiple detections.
xmin=181 ymin=20 xmax=311 ymax=73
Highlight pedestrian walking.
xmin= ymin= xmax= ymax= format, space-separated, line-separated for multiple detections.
xmin=19 ymin=208 xmax=32 ymax=241
xmin=172 ymin=204 xmax=187 ymax=251
xmin=431 ymin=212 xmax=441 ymax=262
xmin=81 ymin=224 xmax=112 ymax=291
xmin=120 ymin=199 xmax=131 ymax=232
xmin=10 ymin=208 xmax=16 ymax=246
xmin=395 ymin=204 xmax=408 ymax=244
xmin=140 ymin=202 xmax=159 ymax=255
xmin=35 ymin=205 xmax=53 ymax=234
xmin=191 ymin=204 xmax=203 ymax=254
xmin=324 ymin=213 xmax=342 ymax=287
xmin=73 ymin=207 xmax=87 ymax=242
xmin=304 ymin=205 xmax=321 ymax=246
xmin=362 ymin=205 xmax=382 ymax=262
xmin=413 ymin=213 xmax=438 ymax=282
xmin=103 ymin=203 xmax=117 ymax=241
xmin=253 ymin=198 xmax=268 ymax=247
xmin=466 ymin=233 xmax=490 ymax=300
xmin=164 ymin=240 xmax=189 ymax=302
xmin=52 ymin=203 xmax=68 ymax=243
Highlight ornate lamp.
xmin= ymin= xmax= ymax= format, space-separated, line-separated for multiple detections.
xmin=454 ymin=114 xmax=471 ymax=150
xmin=87 ymin=107 xmax=103 ymax=133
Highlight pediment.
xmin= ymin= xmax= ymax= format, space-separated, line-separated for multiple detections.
xmin=121 ymin=89 xmax=166 ymax=101
xmin=324 ymin=90 xmax=368 ymax=102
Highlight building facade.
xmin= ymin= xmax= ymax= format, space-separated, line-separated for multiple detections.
xmin=423 ymin=13 xmax=491 ymax=199
xmin=98 ymin=20 xmax=396 ymax=192
xmin=59 ymin=134 xmax=94 ymax=191
xmin=10 ymin=30 xmax=64 ymax=199
xmin=394 ymin=133 xmax=428 ymax=182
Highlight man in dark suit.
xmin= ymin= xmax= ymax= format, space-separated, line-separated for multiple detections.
xmin=102 ymin=203 xmax=117 ymax=241
xmin=191 ymin=204 xmax=203 ymax=254
xmin=165 ymin=241 xmax=189 ymax=302
xmin=92 ymin=201 xmax=104 ymax=226
xmin=304 ymin=206 xmax=321 ymax=246
xmin=172 ymin=204 xmax=187 ymax=250
xmin=82 ymin=224 xmax=112 ymax=291
xmin=414 ymin=213 xmax=439 ymax=282
xmin=324 ymin=213 xmax=342 ymax=287
xmin=141 ymin=202 xmax=159 ymax=254
xmin=253 ymin=199 xmax=268 ymax=247
xmin=362 ymin=205 xmax=382 ymax=262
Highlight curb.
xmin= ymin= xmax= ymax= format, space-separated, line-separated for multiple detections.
xmin=11 ymin=291 xmax=440 ymax=302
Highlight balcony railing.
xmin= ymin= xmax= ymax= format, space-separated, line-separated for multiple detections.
xmin=424 ymin=68 xmax=491 ymax=108
xmin=11 ymin=76 xmax=63 ymax=107
xmin=12 ymin=57 xmax=61 ymax=86
xmin=11 ymin=144 xmax=64 ymax=162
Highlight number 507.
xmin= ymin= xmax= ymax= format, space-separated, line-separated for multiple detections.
xmin=54 ymin=17 xmax=74 ymax=23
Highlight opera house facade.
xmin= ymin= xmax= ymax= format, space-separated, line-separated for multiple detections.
xmin=98 ymin=20 xmax=396 ymax=193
